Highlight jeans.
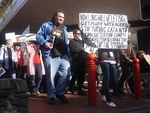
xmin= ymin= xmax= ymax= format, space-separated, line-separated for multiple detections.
xmin=30 ymin=63 xmax=42 ymax=93
xmin=96 ymin=73 xmax=101 ymax=85
xmin=100 ymin=62 xmax=117 ymax=102
xmin=43 ymin=54 xmax=70 ymax=99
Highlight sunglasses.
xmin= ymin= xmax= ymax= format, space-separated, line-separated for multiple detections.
xmin=75 ymin=33 xmax=81 ymax=35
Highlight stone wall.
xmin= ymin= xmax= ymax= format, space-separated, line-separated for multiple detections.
xmin=0 ymin=78 xmax=29 ymax=113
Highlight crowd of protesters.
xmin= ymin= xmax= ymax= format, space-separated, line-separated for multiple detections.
xmin=0 ymin=9 xmax=150 ymax=108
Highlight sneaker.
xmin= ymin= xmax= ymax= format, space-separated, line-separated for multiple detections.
xmin=107 ymin=101 xmax=116 ymax=107
xmin=36 ymin=91 xmax=40 ymax=95
xmin=56 ymin=95 xmax=68 ymax=104
xmin=68 ymin=88 xmax=74 ymax=94
xmin=30 ymin=92 xmax=37 ymax=96
xmin=97 ymin=84 xmax=102 ymax=87
xmin=98 ymin=90 xmax=106 ymax=101
xmin=48 ymin=97 xmax=55 ymax=105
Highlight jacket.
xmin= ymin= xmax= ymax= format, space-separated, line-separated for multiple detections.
xmin=98 ymin=49 xmax=119 ymax=61
xmin=0 ymin=46 xmax=17 ymax=69
xmin=119 ymin=42 xmax=136 ymax=64
xmin=14 ymin=49 xmax=24 ymax=68
xmin=36 ymin=22 xmax=70 ymax=58
xmin=69 ymin=38 xmax=87 ymax=63
xmin=25 ymin=43 xmax=45 ymax=76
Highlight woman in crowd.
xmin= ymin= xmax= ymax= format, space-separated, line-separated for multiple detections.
xmin=14 ymin=43 xmax=24 ymax=79
xmin=24 ymin=41 xmax=45 ymax=96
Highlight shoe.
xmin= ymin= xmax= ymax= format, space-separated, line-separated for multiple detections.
xmin=56 ymin=95 xmax=68 ymax=104
xmin=77 ymin=90 xmax=87 ymax=96
xmin=68 ymin=88 xmax=74 ymax=94
xmin=30 ymin=92 xmax=37 ymax=96
xmin=48 ymin=97 xmax=55 ymax=105
xmin=97 ymin=83 xmax=101 ymax=87
xmin=107 ymin=101 xmax=116 ymax=107
xmin=98 ymin=90 xmax=106 ymax=101
xmin=36 ymin=91 xmax=40 ymax=95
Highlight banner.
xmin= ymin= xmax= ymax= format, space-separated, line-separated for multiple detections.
xmin=22 ymin=25 xmax=30 ymax=35
xmin=79 ymin=13 xmax=129 ymax=49
xmin=5 ymin=32 xmax=16 ymax=42
xmin=16 ymin=33 xmax=36 ymax=42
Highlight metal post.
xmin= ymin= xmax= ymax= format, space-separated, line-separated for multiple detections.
xmin=87 ymin=53 xmax=97 ymax=106
xmin=133 ymin=58 xmax=142 ymax=100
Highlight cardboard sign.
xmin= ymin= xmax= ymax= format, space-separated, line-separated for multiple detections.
xmin=79 ymin=13 xmax=129 ymax=49
xmin=5 ymin=32 xmax=16 ymax=42
xmin=143 ymin=54 xmax=150 ymax=65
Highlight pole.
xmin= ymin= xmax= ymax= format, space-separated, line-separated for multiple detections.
xmin=133 ymin=58 xmax=142 ymax=100
xmin=87 ymin=53 xmax=97 ymax=106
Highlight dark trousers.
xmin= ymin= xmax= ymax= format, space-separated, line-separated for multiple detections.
xmin=16 ymin=67 xmax=24 ymax=79
xmin=30 ymin=63 xmax=42 ymax=93
xmin=117 ymin=64 xmax=132 ymax=91
xmin=69 ymin=62 xmax=86 ymax=91
xmin=40 ymin=75 xmax=47 ymax=93
xmin=1 ymin=68 xmax=15 ymax=78
xmin=22 ymin=66 xmax=27 ymax=78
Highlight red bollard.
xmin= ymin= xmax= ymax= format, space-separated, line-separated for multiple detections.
xmin=87 ymin=53 xmax=97 ymax=106
xmin=133 ymin=58 xmax=142 ymax=100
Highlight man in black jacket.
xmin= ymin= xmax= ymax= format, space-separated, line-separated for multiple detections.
xmin=69 ymin=29 xmax=87 ymax=96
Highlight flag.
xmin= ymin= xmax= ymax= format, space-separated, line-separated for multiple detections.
xmin=16 ymin=33 xmax=36 ymax=42
xmin=22 ymin=25 xmax=30 ymax=35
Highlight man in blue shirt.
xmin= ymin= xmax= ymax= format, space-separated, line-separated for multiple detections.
xmin=36 ymin=9 xmax=70 ymax=105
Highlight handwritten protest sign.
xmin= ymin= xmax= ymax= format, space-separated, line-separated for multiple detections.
xmin=84 ymin=43 xmax=98 ymax=56
xmin=79 ymin=13 xmax=128 ymax=49
xmin=143 ymin=54 xmax=150 ymax=65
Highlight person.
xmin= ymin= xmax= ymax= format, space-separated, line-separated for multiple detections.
xmin=0 ymin=39 xmax=17 ymax=79
xmin=36 ymin=9 xmax=70 ymax=105
xmin=24 ymin=41 xmax=45 ymax=96
xmin=136 ymin=50 xmax=150 ymax=73
xmin=14 ymin=42 xmax=24 ymax=79
xmin=117 ymin=32 xmax=136 ymax=94
xmin=22 ymin=46 xmax=30 ymax=89
xmin=95 ymin=58 xmax=102 ymax=87
xmin=69 ymin=29 xmax=87 ymax=96
xmin=97 ymin=49 xmax=119 ymax=107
